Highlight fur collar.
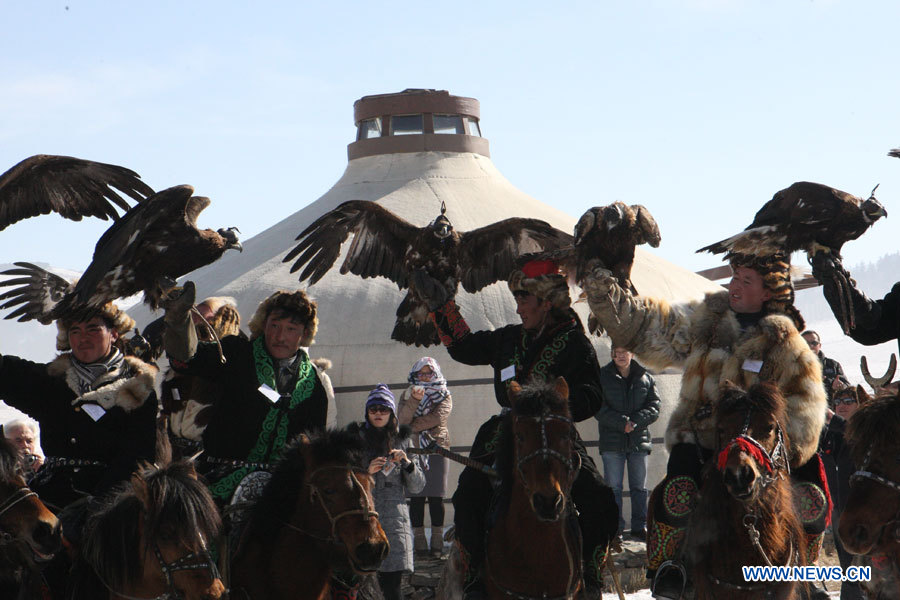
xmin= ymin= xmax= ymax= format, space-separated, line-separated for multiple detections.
xmin=48 ymin=354 xmax=158 ymax=412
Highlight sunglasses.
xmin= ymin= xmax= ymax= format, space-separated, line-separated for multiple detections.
xmin=835 ymin=397 xmax=858 ymax=406
xmin=368 ymin=406 xmax=391 ymax=414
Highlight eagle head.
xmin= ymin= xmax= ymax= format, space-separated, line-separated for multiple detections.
xmin=861 ymin=196 xmax=887 ymax=224
xmin=603 ymin=204 xmax=624 ymax=230
xmin=217 ymin=227 xmax=244 ymax=252
xmin=431 ymin=214 xmax=453 ymax=240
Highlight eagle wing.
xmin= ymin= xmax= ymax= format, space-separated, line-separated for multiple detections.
xmin=632 ymin=205 xmax=661 ymax=247
xmin=283 ymin=200 xmax=419 ymax=288
xmin=0 ymin=262 xmax=74 ymax=324
xmin=889 ymin=148 xmax=900 ymax=158
xmin=458 ymin=218 xmax=572 ymax=293
xmin=0 ymin=155 xmax=154 ymax=231
xmin=66 ymin=185 xmax=195 ymax=309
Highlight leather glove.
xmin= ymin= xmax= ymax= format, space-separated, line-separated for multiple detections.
xmin=808 ymin=250 xmax=845 ymax=281
xmin=162 ymin=281 xmax=196 ymax=324
xmin=410 ymin=269 xmax=450 ymax=311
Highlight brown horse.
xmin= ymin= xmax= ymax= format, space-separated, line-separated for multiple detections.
xmin=69 ymin=457 xmax=225 ymax=600
xmin=839 ymin=387 xmax=900 ymax=598
xmin=484 ymin=378 xmax=583 ymax=600
xmin=684 ymin=382 xmax=805 ymax=600
xmin=230 ymin=429 xmax=390 ymax=600
xmin=0 ymin=430 xmax=60 ymax=600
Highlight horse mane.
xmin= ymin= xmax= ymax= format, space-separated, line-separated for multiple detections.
xmin=845 ymin=393 xmax=900 ymax=466
xmin=244 ymin=428 xmax=369 ymax=542
xmin=77 ymin=459 xmax=221 ymax=594
xmin=495 ymin=380 xmax=571 ymax=503
xmin=0 ymin=435 xmax=22 ymax=483
xmin=715 ymin=381 xmax=787 ymax=427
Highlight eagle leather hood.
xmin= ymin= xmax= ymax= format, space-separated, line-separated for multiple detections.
xmin=584 ymin=277 xmax=826 ymax=467
xmin=48 ymin=353 xmax=158 ymax=412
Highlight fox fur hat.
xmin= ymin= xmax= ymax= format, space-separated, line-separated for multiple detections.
xmin=55 ymin=302 xmax=136 ymax=352
xmin=728 ymin=252 xmax=804 ymax=331
xmin=248 ymin=289 xmax=318 ymax=347
xmin=507 ymin=259 xmax=571 ymax=310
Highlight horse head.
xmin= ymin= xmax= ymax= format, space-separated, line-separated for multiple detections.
xmin=714 ymin=382 xmax=790 ymax=504
xmin=80 ymin=458 xmax=225 ymax=600
xmin=508 ymin=377 xmax=578 ymax=522
xmin=840 ymin=388 xmax=900 ymax=556
xmin=0 ymin=432 xmax=60 ymax=571
xmin=296 ymin=432 xmax=390 ymax=574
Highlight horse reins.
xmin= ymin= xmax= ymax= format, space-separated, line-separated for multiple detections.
xmin=515 ymin=412 xmax=580 ymax=493
xmin=850 ymin=445 xmax=900 ymax=543
xmin=0 ymin=487 xmax=38 ymax=546
xmin=281 ymin=465 xmax=379 ymax=543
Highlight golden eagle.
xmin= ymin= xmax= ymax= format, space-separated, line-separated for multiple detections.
xmin=697 ymin=181 xmax=887 ymax=258
xmin=0 ymin=154 xmax=153 ymax=229
xmin=573 ymin=202 xmax=661 ymax=290
xmin=0 ymin=185 xmax=242 ymax=322
xmin=283 ymin=200 xmax=572 ymax=346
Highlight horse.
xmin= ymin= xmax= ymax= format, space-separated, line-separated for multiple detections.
xmin=483 ymin=377 xmax=583 ymax=600
xmin=230 ymin=429 xmax=390 ymax=600
xmin=69 ymin=455 xmax=225 ymax=600
xmin=682 ymin=382 xmax=805 ymax=600
xmin=0 ymin=429 xmax=61 ymax=600
xmin=839 ymin=385 xmax=900 ymax=599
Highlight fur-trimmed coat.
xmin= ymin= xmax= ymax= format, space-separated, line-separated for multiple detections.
xmin=0 ymin=353 xmax=158 ymax=508
xmin=585 ymin=283 xmax=826 ymax=466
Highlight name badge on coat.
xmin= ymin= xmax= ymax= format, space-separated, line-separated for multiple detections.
xmin=742 ymin=359 xmax=764 ymax=373
xmin=500 ymin=365 xmax=516 ymax=382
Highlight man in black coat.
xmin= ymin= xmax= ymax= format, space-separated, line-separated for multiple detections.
xmin=801 ymin=330 xmax=850 ymax=403
xmin=417 ymin=259 xmax=618 ymax=599
xmin=0 ymin=302 xmax=158 ymax=512
xmin=164 ymin=284 xmax=332 ymax=505
xmin=809 ymin=251 xmax=900 ymax=354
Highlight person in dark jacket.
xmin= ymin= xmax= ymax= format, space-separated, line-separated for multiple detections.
xmin=809 ymin=251 xmax=900 ymax=355
xmin=596 ymin=347 xmax=660 ymax=541
xmin=416 ymin=259 xmax=618 ymax=599
xmin=164 ymin=283 xmax=331 ymax=505
xmin=801 ymin=330 xmax=850 ymax=403
xmin=0 ymin=303 xmax=158 ymax=511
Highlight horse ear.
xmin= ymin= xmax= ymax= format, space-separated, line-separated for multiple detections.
xmin=298 ymin=433 xmax=312 ymax=447
xmin=508 ymin=381 xmax=522 ymax=402
xmin=553 ymin=377 xmax=569 ymax=400
xmin=856 ymin=384 xmax=872 ymax=404
xmin=131 ymin=472 xmax=150 ymax=508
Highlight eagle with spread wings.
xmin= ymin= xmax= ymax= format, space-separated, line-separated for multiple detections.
xmin=697 ymin=181 xmax=887 ymax=258
xmin=0 ymin=185 xmax=242 ymax=323
xmin=283 ymin=200 xmax=572 ymax=346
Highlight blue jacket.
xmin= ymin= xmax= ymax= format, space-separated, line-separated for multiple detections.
xmin=595 ymin=360 xmax=660 ymax=454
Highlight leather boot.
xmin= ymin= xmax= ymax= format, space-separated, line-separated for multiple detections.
xmin=430 ymin=526 xmax=444 ymax=557
xmin=413 ymin=526 xmax=428 ymax=556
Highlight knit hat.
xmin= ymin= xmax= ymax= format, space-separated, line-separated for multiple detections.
xmin=728 ymin=252 xmax=804 ymax=330
xmin=55 ymin=302 xmax=136 ymax=352
xmin=507 ymin=259 xmax=571 ymax=310
xmin=365 ymin=384 xmax=396 ymax=416
xmin=248 ymin=289 xmax=318 ymax=346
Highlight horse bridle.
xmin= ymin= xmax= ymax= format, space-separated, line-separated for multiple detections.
xmin=514 ymin=412 xmax=580 ymax=492
xmin=850 ymin=445 xmax=900 ymax=544
xmin=94 ymin=530 xmax=220 ymax=600
xmin=0 ymin=486 xmax=39 ymax=546
xmin=718 ymin=406 xmax=790 ymax=488
xmin=282 ymin=465 xmax=379 ymax=543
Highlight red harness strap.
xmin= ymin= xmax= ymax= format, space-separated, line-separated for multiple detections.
xmin=717 ymin=436 xmax=773 ymax=474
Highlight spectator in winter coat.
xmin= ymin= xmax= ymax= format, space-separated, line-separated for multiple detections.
xmin=801 ymin=330 xmax=850 ymax=404
xmin=595 ymin=347 xmax=660 ymax=541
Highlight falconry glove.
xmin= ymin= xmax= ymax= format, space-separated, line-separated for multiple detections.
xmin=162 ymin=281 xmax=198 ymax=362
xmin=411 ymin=268 xmax=450 ymax=312
xmin=808 ymin=250 xmax=845 ymax=281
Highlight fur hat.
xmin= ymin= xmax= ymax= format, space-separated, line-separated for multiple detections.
xmin=55 ymin=303 xmax=136 ymax=352
xmin=197 ymin=296 xmax=242 ymax=339
xmin=247 ymin=289 xmax=318 ymax=347
xmin=507 ymin=259 xmax=571 ymax=310
xmin=728 ymin=252 xmax=804 ymax=330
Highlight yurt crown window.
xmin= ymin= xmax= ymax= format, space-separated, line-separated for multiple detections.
xmin=391 ymin=114 xmax=423 ymax=136
xmin=433 ymin=114 xmax=466 ymax=135
xmin=358 ymin=117 xmax=382 ymax=140
xmin=465 ymin=117 xmax=482 ymax=137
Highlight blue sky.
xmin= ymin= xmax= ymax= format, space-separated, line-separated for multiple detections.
xmin=2 ymin=1 xmax=899 ymax=276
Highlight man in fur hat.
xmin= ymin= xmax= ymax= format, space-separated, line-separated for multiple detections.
xmin=0 ymin=302 xmax=158 ymax=510
xmin=582 ymin=252 xmax=828 ymax=599
xmin=414 ymin=260 xmax=618 ymax=599
xmin=163 ymin=283 xmax=333 ymax=505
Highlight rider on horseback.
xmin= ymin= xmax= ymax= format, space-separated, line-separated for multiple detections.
xmin=414 ymin=258 xmax=619 ymax=600
xmin=582 ymin=251 xmax=829 ymax=599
